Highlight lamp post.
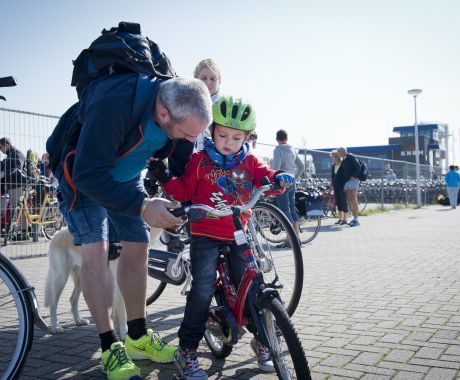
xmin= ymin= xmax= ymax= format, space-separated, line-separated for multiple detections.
xmin=408 ymin=89 xmax=422 ymax=207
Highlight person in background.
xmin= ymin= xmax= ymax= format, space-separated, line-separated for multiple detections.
xmin=271 ymin=129 xmax=304 ymax=240
xmin=0 ymin=137 xmax=29 ymax=240
xmin=444 ymin=165 xmax=460 ymax=209
xmin=330 ymin=150 xmax=348 ymax=225
xmin=336 ymin=147 xmax=361 ymax=227
xmin=385 ymin=168 xmax=397 ymax=183
xmin=193 ymin=58 xmax=222 ymax=152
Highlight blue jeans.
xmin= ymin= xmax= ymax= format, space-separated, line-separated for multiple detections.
xmin=275 ymin=184 xmax=299 ymax=223
xmin=178 ymin=236 xmax=246 ymax=349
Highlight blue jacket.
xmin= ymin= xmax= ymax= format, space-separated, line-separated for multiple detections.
xmin=55 ymin=73 xmax=171 ymax=216
xmin=445 ymin=170 xmax=460 ymax=187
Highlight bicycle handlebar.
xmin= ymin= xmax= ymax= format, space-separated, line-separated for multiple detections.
xmin=170 ymin=180 xmax=278 ymax=219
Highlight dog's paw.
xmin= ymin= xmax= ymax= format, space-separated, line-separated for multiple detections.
xmin=50 ymin=324 xmax=65 ymax=334
xmin=75 ymin=318 xmax=90 ymax=326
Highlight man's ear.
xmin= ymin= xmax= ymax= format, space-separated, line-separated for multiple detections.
xmin=155 ymin=101 xmax=170 ymax=125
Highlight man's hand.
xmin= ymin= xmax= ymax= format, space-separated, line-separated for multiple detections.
xmin=142 ymin=197 xmax=182 ymax=229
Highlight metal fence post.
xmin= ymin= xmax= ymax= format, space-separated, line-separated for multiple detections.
xmin=380 ymin=160 xmax=385 ymax=209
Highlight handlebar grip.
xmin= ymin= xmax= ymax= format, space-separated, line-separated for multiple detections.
xmin=169 ymin=207 xmax=186 ymax=217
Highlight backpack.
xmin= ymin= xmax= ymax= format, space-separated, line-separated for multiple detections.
xmin=357 ymin=159 xmax=368 ymax=181
xmin=47 ymin=21 xmax=176 ymax=172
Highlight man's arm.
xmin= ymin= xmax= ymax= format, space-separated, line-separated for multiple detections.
xmin=272 ymin=148 xmax=281 ymax=170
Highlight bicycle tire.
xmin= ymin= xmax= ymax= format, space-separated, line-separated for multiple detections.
xmin=145 ymin=281 xmax=167 ymax=306
xmin=0 ymin=256 xmax=34 ymax=379
xmin=260 ymin=297 xmax=311 ymax=379
xmin=203 ymin=286 xmax=233 ymax=359
xmin=298 ymin=215 xmax=321 ymax=245
xmin=251 ymin=202 xmax=303 ymax=316
xmin=42 ymin=203 xmax=63 ymax=241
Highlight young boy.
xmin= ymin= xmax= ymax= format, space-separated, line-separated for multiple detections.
xmin=149 ymin=96 xmax=295 ymax=380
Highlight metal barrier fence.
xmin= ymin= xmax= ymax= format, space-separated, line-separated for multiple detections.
xmin=0 ymin=107 xmax=450 ymax=257
xmin=1 ymin=107 xmax=59 ymax=259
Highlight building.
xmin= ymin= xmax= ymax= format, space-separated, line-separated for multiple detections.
xmin=307 ymin=123 xmax=448 ymax=179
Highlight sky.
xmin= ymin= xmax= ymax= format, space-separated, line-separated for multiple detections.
xmin=1 ymin=0 xmax=460 ymax=162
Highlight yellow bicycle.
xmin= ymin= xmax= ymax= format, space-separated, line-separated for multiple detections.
xmin=3 ymin=176 xmax=62 ymax=246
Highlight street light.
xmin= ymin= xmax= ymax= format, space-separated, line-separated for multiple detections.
xmin=408 ymin=88 xmax=422 ymax=207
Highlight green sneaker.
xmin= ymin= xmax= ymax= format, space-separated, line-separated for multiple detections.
xmin=101 ymin=342 xmax=141 ymax=380
xmin=125 ymin=328 xmax=176 ymax=363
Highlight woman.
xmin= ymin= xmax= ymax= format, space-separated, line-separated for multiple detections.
xmin=193 ymin=58 xmax=222 ymax=151
xmin=330 ymin=150 xmax=348 ymax=225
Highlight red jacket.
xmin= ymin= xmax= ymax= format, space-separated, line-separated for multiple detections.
xmin=163 ymin=151 xmax=283 ymax=241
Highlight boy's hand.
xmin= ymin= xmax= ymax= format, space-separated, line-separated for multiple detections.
xmin=147 ymin=158 xmax=169 ymax=184
xmin=275 ymin=173 xmax=295 ymax=188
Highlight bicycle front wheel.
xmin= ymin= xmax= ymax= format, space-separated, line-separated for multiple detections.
xmin=260 ymin=297 xmax=311 ymax=380
xmin=298 ymin=216 xmax=321 ymax=244
xmin=0 ymin=256 xmax=34 ymax=379
xmin=251 ymin=202 xmax=303 ymax=316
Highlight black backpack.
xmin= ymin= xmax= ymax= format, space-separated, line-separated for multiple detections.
xmin=47 ymin=21 xmax=176 ymax=172
xmin=357 ymin=159 xmax=369 ymax=181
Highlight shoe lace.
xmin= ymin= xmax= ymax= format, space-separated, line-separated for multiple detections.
xmin=105 ymin=345 xmax=130 ymax=372
xmin=149 ymin=330 xmax=166 ymax=351
xmin=258 ymin=345 xmax=271 ymax=362
xmin=184 ymin=350 xmax=201 ymax=373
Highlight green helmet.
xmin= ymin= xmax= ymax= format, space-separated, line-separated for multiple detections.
xmin=212 ymin=96 xmax=256 ymax=132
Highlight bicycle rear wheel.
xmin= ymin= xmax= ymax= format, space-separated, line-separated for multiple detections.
xmin=298 ymin=216 xmax=321 ymax=244
xmin=42 ymin=201 xmax=63 ymax=241
xmin=260 ymin=296 xmax=311 ymax=379
xmin=251 ymin=202 xmax=303 ymax=316
xmin=0 ymin=255 xmax=34 ymax=379
xmin=358 ymin=191 xmax=367 ymax=213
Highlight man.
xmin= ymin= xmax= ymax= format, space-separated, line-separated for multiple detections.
xmin=271 ymin=129 xmax=304 ymax=240
xmin=336 ymin=147 xmax=361 ymax=227
xmin=444 ymin=165 xmax=460 ymax=209
xmin=51 ymin=73 xmax=212 ymax=380
xmin=0 ymin=137 xmax=29 ymax=240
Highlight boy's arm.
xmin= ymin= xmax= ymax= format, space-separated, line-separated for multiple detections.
xmin=250 ymin=155 xmax=285 ymax=194
xmin=162 ymin=153 xmax=202 ymax=202
xmin=271 ymin=147 xmax=281 ymax=170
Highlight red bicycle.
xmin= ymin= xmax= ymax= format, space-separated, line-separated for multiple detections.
xmin=171 ymin=180 xmax=311 ymax=379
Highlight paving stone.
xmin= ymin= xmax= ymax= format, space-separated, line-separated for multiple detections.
xmin=409 ymin=358 xmax=460 ymax=370
xmin=319 ymin=354 xmax=354 ymax=367
xmin=384 ymin=349 xmax=415 ymax=363
xmin=424 ymin=367 xmax=457 ymax=380
xmin=413 ymin=346 xmax=444 ymax=359
xmin=352 ymin=352 xmax=384 ymax=366
xmin=378 ymin=333 xmax=405 ymax=343
xmin=392 ymin=371 xmax=424 ymax=380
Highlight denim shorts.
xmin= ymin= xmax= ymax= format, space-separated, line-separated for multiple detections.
xmin=344 ymin=178 xmax=360 ymax=191
xmin=58 ymin=193 xmax=149 ymax=245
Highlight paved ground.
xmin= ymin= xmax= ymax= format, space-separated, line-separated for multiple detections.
xmin=7 ymin=205 xmax=460 ymax=379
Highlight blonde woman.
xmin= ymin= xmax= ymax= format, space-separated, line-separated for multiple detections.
xmin=194 ymin=59 xmax=222 ymax=152
xmin=330 ymin=150 xmax=348 ymax=225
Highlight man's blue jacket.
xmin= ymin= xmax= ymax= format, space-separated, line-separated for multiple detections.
xmin=55 ymin=73 xmax=171 ymax=216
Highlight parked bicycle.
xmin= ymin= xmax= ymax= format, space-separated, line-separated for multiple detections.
xmin=2 ymin=172 xmax=62 ymax=246
xmin=146 ymin=182 xmax=304 ymax=318
xmin=149 ymin=181 xmax=310 ymax=379
xmin=0 ymin=251 xmax=48 ymax=379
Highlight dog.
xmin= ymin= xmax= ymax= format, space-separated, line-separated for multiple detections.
xmin=44 ymin=226 xmax=162 ymax=339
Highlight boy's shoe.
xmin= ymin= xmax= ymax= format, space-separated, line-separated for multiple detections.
xmin=101 ymin=342 xmax=141 ymax=380
xmin=250 ymin=338 xmax=275 ymax=373
xmin=174 ymin=348 xmax=208 ymax=380
xmin=339 ymin=220 xmax=348 ymax=225
xmin=334 ymin=220 xmax=342 ymax=225
xmin=125 ymin=328 xmax=176 ymax=363
xmin=349 ymin=219 xmax=360 ymax=227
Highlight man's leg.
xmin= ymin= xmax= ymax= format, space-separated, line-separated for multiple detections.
xmin=348 ymin=190 xmax=359 ymax=219
xmin=117 ymin=241 xmax=148 ymax=322
xmin=80 ymin=241 xmax=114 ymax=333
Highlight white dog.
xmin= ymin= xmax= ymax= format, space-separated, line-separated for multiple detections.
xmin=44 ymin=227 xmax=162 ymax=339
